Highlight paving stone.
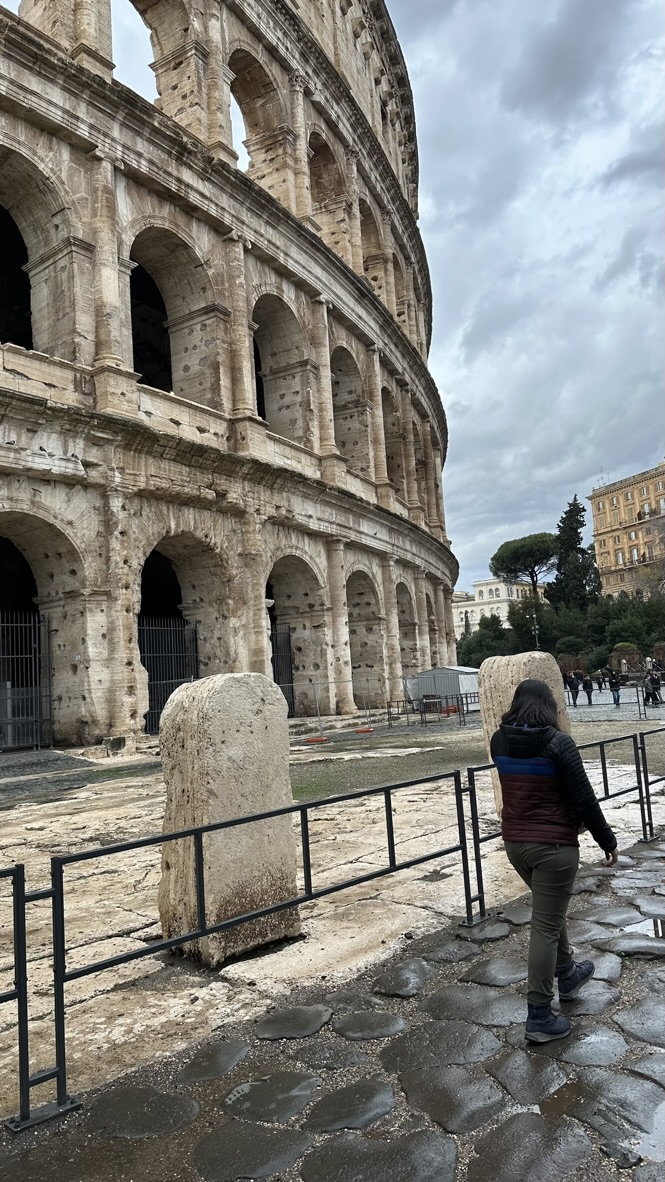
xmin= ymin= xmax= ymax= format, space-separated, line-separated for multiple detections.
xmin=553 ymin=1066 xmax=665 ymax=1142
xmin=419 ymin=984 xmax=525 ymax=1027
xmin=372 ymin=957 xmax=436 ymax=998
xmin=615 ymin=1000 xmax=665 ymax=1047
xmin=87 ymin=1085 xmax=199 ymax=1139
xmin=193 ymin=1123 xmax=312 ymax=1182
xmin=255 ymin=1005 xmax=332 ymax=1040
xmin=497 ymin=903 xmax=532 ymax=925
xmin=332 ymin=1011 xmax=407 ymax=1041
xmin=624 ymin=846 xmax=665 ymax=860
xmin=573 ymin=876 xmax=602 ymax=894
xmin=584 ymin=905 xmax=645 ymax=927
xmin=487 ymin=1048 xmax=567 ymax=1103
xmin=459 ymin=956 xmax=527 ymax=987
xmin=591 ymin=933 xmax=665 ymax=957
xmin=468 ymin=1112 xmax=592 ymax=1182
xmin=223 ymin=1072 xmax=321 ymax=1122
xmin=324 ymin=990 xmax=385 ymax=1013
xmin=588 ymin=950 xmax=623 ymax=983
xmin=299 ymin=1128 xmax=457 ymax=1182
xmin=418 ymin=937 xmax=479 ymax=963
xmin=634 ymin=1164 xmax=665 ymax=1182
xmin=302 ymin=1077 xmax=395 ymax=1132
xmin=634 ymin=895 xmax=665 ymax=920
xmin=399 ymin=1064 xmax=505 ymax=1133
xmin=288 ymin=1042 xmax=370 ymax=1072
xmin=457 ymin=920 xmax=511 ymax=942
xmin=567 ymin=919 xmax=615 ymax=943
xmin=381 ymin=1020 xmax=501 ymax=1071
xmin=558 ymin=980 xmax=621 ymax=1016
xmin=629 ymin=1050 xmax=665 ymax=1086
xmin=559 ymin=1025 xmax=629 ymax=1067
xmin=599 ymin=1144 xmax=643 ymax=1169
xmin=177 ymin=1039 xmax=250 ymax=1083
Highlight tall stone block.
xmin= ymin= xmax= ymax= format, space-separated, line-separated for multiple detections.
xmin=478 ymin=652 xmax=571 ymax=815
xmin=158 ymin=673 xmax=301 ymax=966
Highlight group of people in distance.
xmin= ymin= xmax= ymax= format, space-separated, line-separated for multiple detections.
xmin=563 ymin=665 xmax=662 ymax=709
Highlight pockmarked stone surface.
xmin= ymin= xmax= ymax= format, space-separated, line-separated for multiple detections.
xmin=459 ymin=956 xmax=527 ymax=987
xmin=560 ymin=1066 xmax=665 ymax=1141
xmin=614 ymin=1000 xmax=665 ymax=1047
xmin=420 ymin=984 xmax=525 ymax=1027
xmin=457 ymin=921 xmax=511 ymax=942
xmin=256 ymin=1004 xmax=332 ymax=1040
xmin=559 ymin=1026 xmax=629 ymax=1067
xmin=629 ymin=1051 xmax=665 ymax=1086
xmin=418 ymin=938 xmax=480 ymax=963
xmin=87 ymin=1086 xmax=199 ymax=1139
xmin=372 ymin=958 xmax=435 ymax=997
xmin=468 ymin=1112 xmax=593 ymax=1182
xmin=587 ymin=950 xmax=623 ymax=983
xmin=302 ymin=1077 xmax=395 ymax=1132
xmin=299 ymin=1129 xmax=458 ymax=1182
xmin=193 ymin=1122 xmax=312 ymax=1182
xmin=381 ymin=1021 xmax=501 ymax=1071
xmin=487 ymin=1049 xmax=567 ymax=1104
xmin=558 ymin=980 xmax=621 ymax=1016
xmin=498 ymin=903 xmax=532 ymax=925
xmin=223 ymin=1071 xmax=321 ymax=1122
xmin=399 ymin=1065 xmax=505 ymax=1133
xmin=634 ymin=895 xmax=665 ymax=920
xmin=574 ymin=877 xmax=602 ymax=894
xmin=324 ymin=991 xmax=385 ymax=1013
xmin=592 ymin=933 xmax=665 ymax=958
xmin=332 ymin=1011 xmax=407 ymax=1041
xmin=177 ymin=1040 xmax=250 ymax=1083
xmin=289 ymin=1042 xmax=370 ymax=1072
xmin=158 ymin=675 xmax=301 ymax=967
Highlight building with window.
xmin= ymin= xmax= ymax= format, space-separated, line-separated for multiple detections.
xmin=453 ymin=579 xmax=547 ymax=641
xmin=0 ymin=1 xmax=458 ymax=749
xmin=588 ymin=463 xmax=665 ymax=598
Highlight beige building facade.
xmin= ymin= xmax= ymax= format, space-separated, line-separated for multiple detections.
xmin=588 ymin=462 xmax=665 ymax=599
xmin=0 ymin=0 xmax=458 ymax=748
xmin=453 ymin=579 xmax=547 ymax=641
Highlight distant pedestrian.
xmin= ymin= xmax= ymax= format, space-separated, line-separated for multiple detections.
xmin=649 ymin=672 xmax=662 ymax=705
xmin=608 ymin=670 xmax=621 ymax=707
xmin=491 ymin=679 xmax=618 ymax=1044
xmin=582 ymin=675 xmax=593 ymax=706
xmin=595 ymin=670 xmax=604 ymax=692
xmin=568 ymin=673 xmax=579 ymax=707
xmin=643 ymin=675 xmax=654 ymax=707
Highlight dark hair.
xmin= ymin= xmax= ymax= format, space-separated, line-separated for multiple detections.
xmin=501 ymin=678 xmax=559 ymax=729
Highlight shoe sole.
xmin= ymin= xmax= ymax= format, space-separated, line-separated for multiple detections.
xmin=559 ymin=966 xmax=595 ymax=1000
xmin=525 ymin=1027 xmax=571 ymax=1044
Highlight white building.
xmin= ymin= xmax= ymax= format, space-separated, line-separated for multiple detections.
xmin=453 ymin=579 xmax=548 ymax=640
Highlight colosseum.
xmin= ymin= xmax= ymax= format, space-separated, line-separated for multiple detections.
xmin=0 ymin=0 xmax=458 ymax=749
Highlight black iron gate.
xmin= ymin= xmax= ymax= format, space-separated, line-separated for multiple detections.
xmin=270 ymin=623 xmax=295 ymax=717
xmin=137 ymin=616 xmax=199 ymax=734
xmin=0 ymin=611 xmax=52 ymax=750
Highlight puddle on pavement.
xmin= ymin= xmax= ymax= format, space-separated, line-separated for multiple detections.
xmin=539 ymin=1078 xmax=585 ymax=1118
xmin=632 ymin=1097 xmax=665 ymax=1162
xmin=626 ymin=917 xmax=665 ymax=938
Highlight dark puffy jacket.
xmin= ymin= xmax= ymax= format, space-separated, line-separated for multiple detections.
xmin=490 ymin=724 xmax=617 ymax=852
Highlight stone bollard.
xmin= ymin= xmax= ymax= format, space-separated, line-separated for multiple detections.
xmin=158 ymin=673 xmax=301 ymax=966
xmin=478 ymin=652 xmax=571 ymax=816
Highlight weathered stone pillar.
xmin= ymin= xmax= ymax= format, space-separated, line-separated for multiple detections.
xmin=382 ymin=213 xmax=397 ymax=318
xmin=311 ymin=295 xmax=346 ymax=485
xmin=104 ymin=487 xmax=143 ymax=742
xmin=422 ymin=429 xmax=442 ymax=539
xmin=443 ymin=588 xmax=457 ymax=665
xmin=290 ymin=72 xmax=312 ymax=222
xmin=405 ymin=262 xmax=419 ymax=346
xmin=367 ymin=345 xmax=393 ymax=509
xmin=414 ymin=571 xmax=431 ymax=671
xmin=158 ymin=674 xmax=301 ymax=966
xmin=241 ymin=515 xmax=269 ymax=676
xmin=327 ymin=539 xmax=356 ymax=713
xmin=345 ymin=148 xmax=364 ymax=276
xmin=479 ymin=653 xmax=571 ymax=815
xmin=381 ymin=557 xmax=403 ymax=700
xmin=400 ymin=385 xmax=424 ymax=524
xmin=433 ymin=443 xmax=449 ymax=539
xmin=205 ymin=0 xmax=236 ymax=165
xmin=72 ymin=0 xmax=113 ymax=78
xmin=434 ymin=582 xmax=448 ymax=664
xmin=224 ymin=234 xmax=253 ymax=414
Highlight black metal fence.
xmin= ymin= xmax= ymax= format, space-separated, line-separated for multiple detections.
xmin=137 ymin=616 xmax=199 ymax=734
xmin=0 ymin=611 xmax=52 ymax=750
xmin=387 ymin=692 xmax=480 ymax=729
xmin=1 ymin=727 xmax=662 ymax=1132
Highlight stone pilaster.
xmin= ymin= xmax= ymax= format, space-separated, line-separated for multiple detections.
xmin=433 ymin=444 xmax=449 ymax=540
xmin=290 ymin=72 xmax=312 ymax=222
xmin=400 ymin=385 xmax=424 ymax=525
xmin=241 ymin=515 xmax=269 ymax=676
xmin=381 ymin=557 xmax=404 ymax=701
xmin=205 ymin=1 xmax=236 ymax=165
xmin=422 ymin=429 xmax=442 ymax=539
xmin=443 ymin=587 xmax=457 ymax=665
xmin=367 ymin=345 xmax=393 ymax=509
xmin=414 ymin=571 xmax=431 ymax=671
xmin=224 ymin=233 xmax=253 ymax=417
xmin=382 ymin=212 xmax=397 ymax=318
xmin=90 ymin=153 xmax=139 ymax=415
xmin=327 ymin=539 xmax=356 ymax=714
xmin=434 ymin=583 xmax=449 ymax=666
xmin=72 ymin=0 xmax=113 ymax=79
xmin=311 ymin=295 xmax=346 ymax=484
xmin=104 ymin=487 xmax=142 ymax=741
xmin=405 ymin=262 xmax=419 ymax=346
xmin=345 ymin=148 xmax=364 ymax=276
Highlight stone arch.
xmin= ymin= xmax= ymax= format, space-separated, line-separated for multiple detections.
xmin=330 ymin=346 xmax=372 ymax=477
xmin=0 ymin=144 xmax=81 ymax=361
xmin=308 ymin=129 xmax=349 ymax=259
xmin=266 ymin=553 xmax=329 ymax=717
xmin=129 ymin=225 xmax=221 ymax=407
xmin=396 ymin=581 xmax=418 ymax=679
xmin=346 ymin=570 xmax=386 ymax=708
xmin=228 ymin=47 xmax=290 ymax=200
xmin=129 ymin=1 xmax=207 ymax=136
xmin=359 ymin=199 xmax=385 ymax=300
xmin=381 ymin=386 xmax=406 ymax=499
xmin=252 ymin=294 xmax=314 ymax=448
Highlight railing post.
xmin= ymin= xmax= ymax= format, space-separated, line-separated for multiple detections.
xmin=300 ymin=807 xmax=313 ymax=896
xmin=50 ymin=857 xmax=69 ymax=1108
xmin=599 ymin=743 xmax=609 ymax=798
xmin=631 ymin=734 xmax=650 ymax=843
xmin=384 ymin=789 xmax=397 ymax=869
xmin=466 ymin=769 xmax=487 ymax=920
xmin=193 ymin=832 xmax=207 ymax=935
xmin=638 ymin=732 xmax=655 ymax=841
xmin=454 ymin=770 xmax=474 ymax=925
xmin=12 ymin=865 xmax=31 ymax=1126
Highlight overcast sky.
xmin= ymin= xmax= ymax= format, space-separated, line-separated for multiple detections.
xmin=8 ymin=0 xmax=663 ymax=590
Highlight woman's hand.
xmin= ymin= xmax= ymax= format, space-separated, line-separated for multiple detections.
xmin=604 ymin=848 xmax=619 ymax=866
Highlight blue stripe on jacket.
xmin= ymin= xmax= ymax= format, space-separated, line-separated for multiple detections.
xmin=493 ymin=755 xmax=557 ymax=777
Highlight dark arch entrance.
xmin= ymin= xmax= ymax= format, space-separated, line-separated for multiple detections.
xmin=130 ymin=262 xmax=172 ymax=391
xmin=0 ymin=206 xmax=32 ymax=351
xmin=138 ymin=549 xmax=199 ymax=733
xmin=0 ymin=538 xmax=50 ymax=749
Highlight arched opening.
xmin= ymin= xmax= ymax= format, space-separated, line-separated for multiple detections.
xmin=252 ymin=295 xmax=313 ymax=447
xmin=330 ymin=347 xmax=372 ymax=477
xmin=308 ymin=131 xmax=348 ymax=257
xmin=138 ymin=548 xmax=195 ymax=734
xmin=426 ymin=592 xmax=438 ymax=668
xmin=230 ymin=93 xmax=250 ymax=171
xmin=381 ymin=387 xmax=406 ymax=499
xmin=229 ymin=49 xmax=288 ymax=200
xmin=396 ymin=583 xmax=418 ymax=679
xmin=130 ymin=227 xmax=220 ymax=407
xmin=346 ymin=571 xmax=386 ymax=708
xmin=267 ymin=556 xmax=328 ymax=717
xmin=0 ymin=536 xmax=44 ymax=749
xmin=0 ymin=207 xmax=32 ymax=350
xmin=112 ymin=0 xmax=156 ymax=100
xmin=359 ymin=200 xmax=384 ymax=300
xmin=393 ymin=253 xmax=408 ymax=331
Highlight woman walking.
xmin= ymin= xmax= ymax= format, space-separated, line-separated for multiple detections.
xmin=491 ymin=679 xmax=618 ymax=1043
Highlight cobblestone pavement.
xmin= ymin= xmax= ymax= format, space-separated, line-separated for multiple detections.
xmin=1 ymin=841 xmax=664 ymax=1182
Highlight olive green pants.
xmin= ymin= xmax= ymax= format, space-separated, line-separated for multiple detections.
xmin=504 ymin=841 xmax=579 ymax=1005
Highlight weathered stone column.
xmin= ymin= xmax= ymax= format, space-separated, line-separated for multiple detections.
xmin=443 ymin=588 xmax=457 ymax=665
xmin=345 ymin=148 xmax=364 ymax=276
xmin=224 ymin=233 xmax=254 ymax=413
xmin=433 ymin=443 xmax=449 ymax=539
xmin=479 ymin=652 xmax=571 ymax=815
xmin=400 ymin=385 xmax=424 ymax=524
xmin=327 ymin=539 xmax=356 ymax=713
xmin=311 ymin=295 xmax=346 ymax=485
xmin=367 ymin=345 xmax=393 ymax=509
xmin=103 ymin=487 xmax=143 ymax=742
xmin=414 ymin=571 xmax=431 ymax=671
xmin=382 ymin=213 xmax=397 ymax=318
xmin=158 ymin=674 xmax=301 ymax=966
xmin=205 ymin=0 xmax=236 ymax=164
xmin=72 ymin=0 xmax=113 ymax=78
xmin=422 ymin=429 xmax=442 ymax=538
xmin=405 ymin=262 xmax=419 ymax=346
xmin=290 ymin=72 xmax=312 ymax=222
xmin=434 ymin=582 xmax=448 ymax=664
xmin=241 ymin=514 xmax=269 ymax=676
xmin=381 ymin=557 xmax=403 ymax=700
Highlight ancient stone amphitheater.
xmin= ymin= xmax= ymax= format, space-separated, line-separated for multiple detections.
xmin=0 ymin=0 xmax=458 ymax=748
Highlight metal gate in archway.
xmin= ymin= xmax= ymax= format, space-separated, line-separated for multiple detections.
xmin=270 ymin=623 xmax=295 ymax=717
xmin=0 ymin=611 xmax=52 ymax=751
xmin=137 ymin=616 xmax=199 ymax=734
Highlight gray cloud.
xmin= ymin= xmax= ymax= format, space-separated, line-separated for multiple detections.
xmin=600 ymin=121 xmax=665 ymax=187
